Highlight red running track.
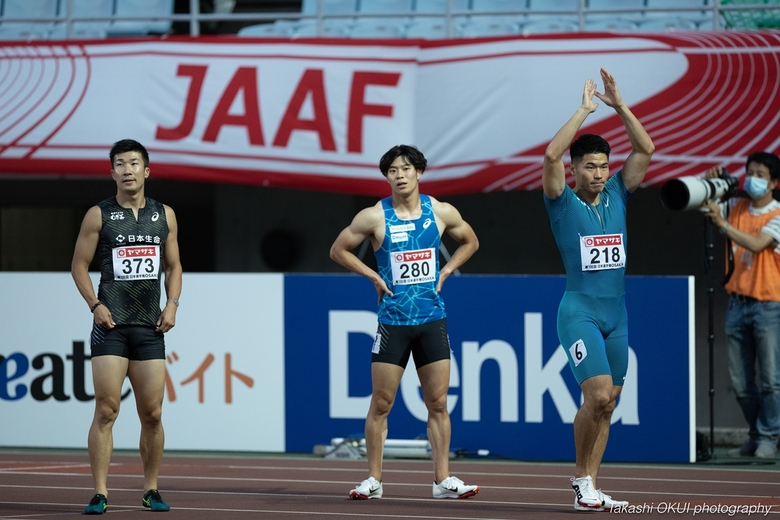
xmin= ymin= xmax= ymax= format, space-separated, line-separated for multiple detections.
xmin=0 ymin=450 xmax=778 ymax=519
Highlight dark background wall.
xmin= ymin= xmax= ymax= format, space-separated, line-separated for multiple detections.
xmin=0 ymin=175 xmax=739 ymax=439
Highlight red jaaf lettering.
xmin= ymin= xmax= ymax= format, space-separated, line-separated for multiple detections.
xmin=155 ymin=65 xmax=208 ymax=141
xmin=203 ymin=66 xmax=265 ymax=145
xmin=273 ymin=69 xmax=336 ymax=151
xmin=348 ymin=71 xmax=401 ymax=153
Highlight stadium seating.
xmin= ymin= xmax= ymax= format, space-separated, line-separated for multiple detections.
xmin=585 ymin=18 xmax=639 ymax=32
xmin=106 ymin=0 xmax=175 ymax=36
xmin=527 ymin=0 xmax=579 ymax=12
xmin=644 ymin=0 xmax=713 ymax=26
xmin=405 ymin=17 xmax=454 ymax=38
xmin=587 ymin=0 xmax=646 ymax=23
xmin=413 ymin=0 xmax=470 ymax=13
xmin=237 ymin=19 xmax=298 ymax=37
xmin=359 ymin=0 xmax=413 ymax=14
xmin=0 ymin=0 xmax=772 ymax=41
xmin=349 ymin=16 xmax=408 ymax=38
xmin=522 ymin=17 xmax=579 ymax=35
xmin=524 ymin=0 xmax=579 ymax=29
xmin=471 ymin=0 xmax=523 ymax=13
xmin=291 ymin=18 xmax=354 ymax=37
xmin=0 ymin=0 xmax=58 ymax=40
xmin=301 ymin=0 xmax=358 ymax=15
xmin=638 ymin=16 xmax=699 ymax=31
xmin=48 ymin=0 xmax=113 ymax=39
xmin=459 ymin=16 xmax=522 ymax=37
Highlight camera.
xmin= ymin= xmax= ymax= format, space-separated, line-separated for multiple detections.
xmin=660 ymin=170 xmax=739 ymax=211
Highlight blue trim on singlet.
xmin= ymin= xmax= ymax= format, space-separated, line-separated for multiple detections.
xmin=543 ymin=171 xmax=631 ymax=298
xmin=375 ymin=195 xmax=446 ymax=326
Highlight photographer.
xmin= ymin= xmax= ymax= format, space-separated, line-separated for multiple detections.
xmin=701 ymin=151 xmax=780 ymax=459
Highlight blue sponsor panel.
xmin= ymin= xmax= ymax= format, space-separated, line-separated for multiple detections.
xmin=284 ymin=274 xmax=692 ymax=463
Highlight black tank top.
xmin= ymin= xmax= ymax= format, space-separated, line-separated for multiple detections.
xmin=96 ymin=197 xmax=169 ymax=326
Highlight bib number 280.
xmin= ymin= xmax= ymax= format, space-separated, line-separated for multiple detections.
xmin=391 ymin=248 xmax=436 ymax=286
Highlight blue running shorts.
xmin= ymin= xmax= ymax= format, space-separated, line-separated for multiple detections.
xmin=557 ymin=291 xmax=629 ymax=386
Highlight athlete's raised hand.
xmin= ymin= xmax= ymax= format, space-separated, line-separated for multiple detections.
xmin=582 ymin=78 xmax=599 ymax=114
xmin=593 ymin=68 xmax=624 ymax=110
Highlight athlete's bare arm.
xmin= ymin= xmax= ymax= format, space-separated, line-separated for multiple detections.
xmin=430 ymin=198 xmax=479 ymax=292
xmin=157 ymin=205 xmax=182 ymax=333
xmin=543 ymin=78 xmax=599 ymax=200
xmin=330 ymin=203 xmax=393 ymax=301
xmin=71 ymin=206 xmax=115 ymax=329
xmin=594 ymin=69 xmax=654 ymax=192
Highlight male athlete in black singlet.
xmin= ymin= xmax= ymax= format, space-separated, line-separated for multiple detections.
xmin=72 ymin=139 xmax=182 ymax=515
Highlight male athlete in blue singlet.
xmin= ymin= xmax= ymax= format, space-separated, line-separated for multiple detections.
xmin=330 ymin=145 xmax=480 ymax=500
xmin=542 ymin=70 xmax=654 ymax=512
xmin=72 ymin=139 xmax=182 ymax=515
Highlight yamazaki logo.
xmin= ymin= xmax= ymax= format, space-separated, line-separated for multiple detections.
xmin=117 ymin=247 xmax=157 ymax=258
xmin=155 ymin=65 xmax=401 ymax=154
xmin=584 ymin=235 xmax=623 ymax=247
xmin=395 ymin=250 xmax=432 ymax=262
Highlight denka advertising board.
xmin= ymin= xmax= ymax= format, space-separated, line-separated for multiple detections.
xmin=284 ymin=274 xmax=694 ymax=463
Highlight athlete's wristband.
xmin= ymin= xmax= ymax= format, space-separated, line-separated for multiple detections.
xmin=90 ymin=301 xmax=103 ymax=313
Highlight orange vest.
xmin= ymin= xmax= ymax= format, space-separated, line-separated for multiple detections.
xmin=725 ymin=199 xmax=780 ymax=302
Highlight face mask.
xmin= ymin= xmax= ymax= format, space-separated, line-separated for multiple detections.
xmin=744 ymin=176 xmax=769 ymax=200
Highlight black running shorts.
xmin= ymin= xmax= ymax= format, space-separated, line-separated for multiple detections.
xmin=371 ymin=319 xmax=451 ymax=368
xmin=90 ymin=324 xmax=166 ymax=360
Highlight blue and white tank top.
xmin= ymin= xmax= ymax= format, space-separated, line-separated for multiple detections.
xmin=375 ymin=195 xmax=446 ymax=325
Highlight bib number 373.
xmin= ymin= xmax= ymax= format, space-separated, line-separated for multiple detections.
xmin=579 ymin=234 xmax=625 ymax=271
xmin=112 ymin=245 xmax=160 ymax=280
xmin=391 ymin=248 xmax=436 ymax=286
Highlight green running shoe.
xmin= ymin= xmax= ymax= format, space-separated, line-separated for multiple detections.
xmin=142 ymin=489 xmax=170 ymax=512
xmin=84 ymin=493 xmax=107 ymax=514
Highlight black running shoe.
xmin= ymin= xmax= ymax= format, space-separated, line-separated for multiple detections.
xmin=142 ymin=489 xmax=170 ymax=512
xmin=84 ymin=493 xmax=107 ymax=514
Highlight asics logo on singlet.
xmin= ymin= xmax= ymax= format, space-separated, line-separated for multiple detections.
xmin=423 ymin=218 xmax=432 ymax=229
xmin=152 ymin=212 xmax=160 ymax=222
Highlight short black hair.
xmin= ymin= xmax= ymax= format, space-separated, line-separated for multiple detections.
xmin=379 ymin=144 xmax=427 ymax=177
xmin=570 ymin=134 xmax=610 ymax=164
xmin=110 ymin=139 xmax=149 ymax=168
xmin=746 ymin=151 xmax=780 ymax=181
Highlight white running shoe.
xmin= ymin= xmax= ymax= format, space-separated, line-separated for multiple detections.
xmin=571 ymin=476 xmax=604 ymax=511
xmin=598 ymin=489 xmax=628 ymax=510
xmin=349 ymin=477 xmax=383 ymax=499
xmin=432 ymin=476 xmax=480 ymax=499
